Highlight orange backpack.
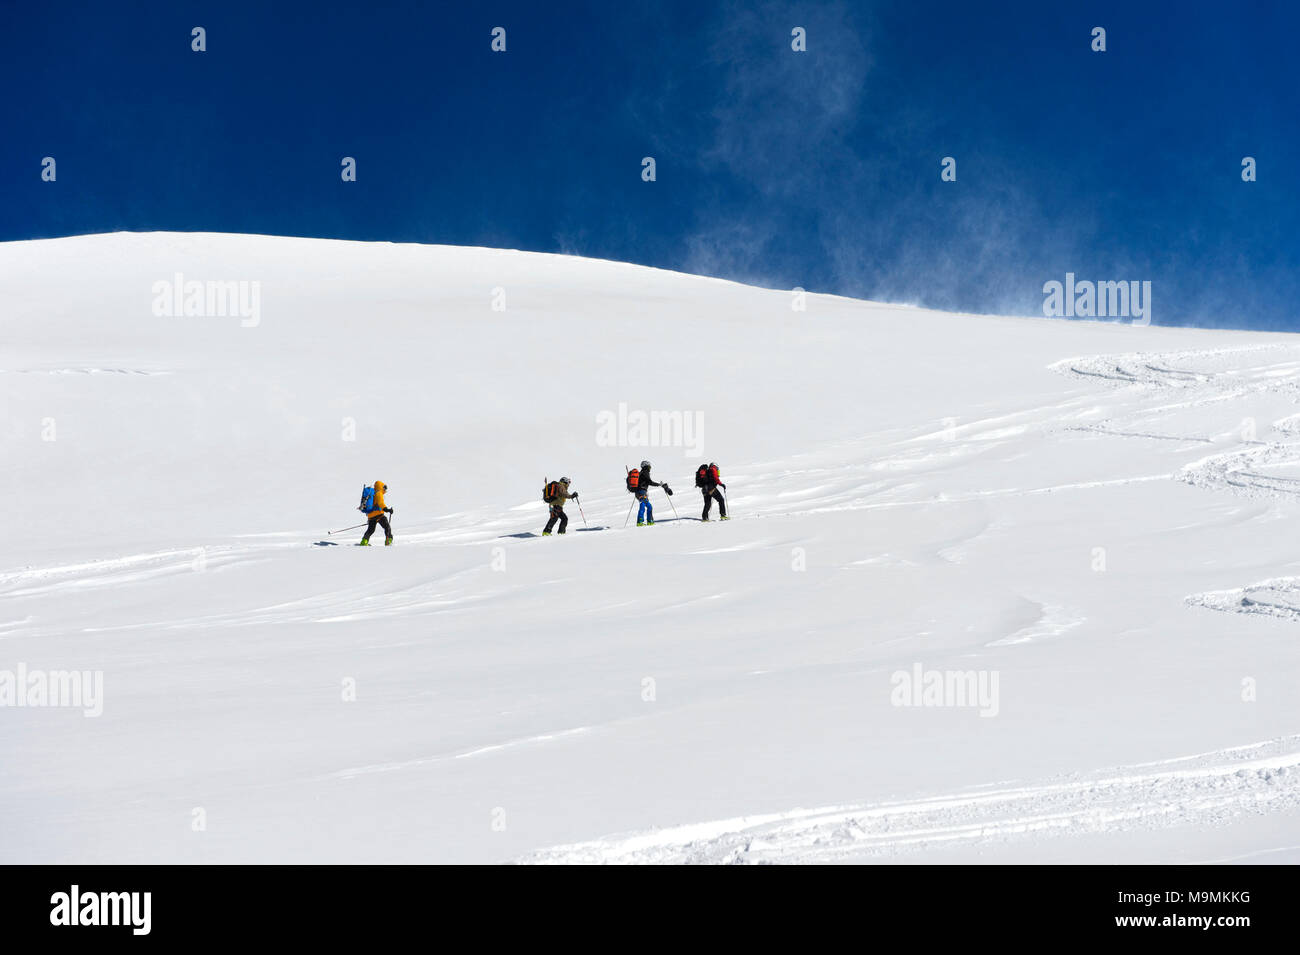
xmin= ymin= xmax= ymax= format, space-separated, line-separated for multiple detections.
xmin=626 ymin=468 xmax=640 ymax=492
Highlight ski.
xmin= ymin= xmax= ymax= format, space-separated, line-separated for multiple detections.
xmin=500 ymin=526 xmax=609 ymax=540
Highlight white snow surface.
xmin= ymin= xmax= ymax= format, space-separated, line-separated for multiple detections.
xmin=2 ymin=232 xmax=1299 ymax=864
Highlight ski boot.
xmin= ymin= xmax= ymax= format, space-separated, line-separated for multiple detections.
xmin=542 ymin=531 xmax=552 ymax=536
xmin=636 ymin=521 xmax=646 ymax=527
xmin=384 ymin=537 xmax=394 ymax=546
xmin=358 ymin=539 xmax=371 ymax=546
xmin=720 ymin=515 xmax=730 ymax=521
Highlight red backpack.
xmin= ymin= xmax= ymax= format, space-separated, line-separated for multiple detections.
xmin=626 ymin=468 xmax=640 ymax=492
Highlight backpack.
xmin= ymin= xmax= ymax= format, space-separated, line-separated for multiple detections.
xmin=695 ymin=464 xmax=709 ymax=488
xmin=626 ymin=468 xmax=640 ymax=493
xmin=358 ymin=485 xmax=376 ymax=513
xmin=708 ymin=465 xmax=721 ymax=485
xmin=543 ymin=480 xmax=563 ymax=504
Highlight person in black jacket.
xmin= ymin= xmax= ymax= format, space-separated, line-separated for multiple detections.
xmin=632 ymin=460 xmax=671 ymax=526
xmin=697 ymin=462 xmax=728 ymax=521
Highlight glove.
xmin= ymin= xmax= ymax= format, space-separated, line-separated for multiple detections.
xmin=385 ymin=507 xmax=393 ymax=514
xmin=720 ymin=483 xmax=727 ymax=490
xmin=664 ymin=485 xmax=673 ymax=496
xmin=571 ymin=493 xmax=579 ymax=500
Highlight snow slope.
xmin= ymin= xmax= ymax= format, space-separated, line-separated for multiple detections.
xmin=2 ymin=232 xmax=1299 ymax=864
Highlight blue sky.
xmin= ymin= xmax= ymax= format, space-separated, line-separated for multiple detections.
xmin=3 ymin=1 xmax=1298 ymax=328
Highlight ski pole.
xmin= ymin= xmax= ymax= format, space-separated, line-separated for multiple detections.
xmin=576 ymin=498 xmax=588 ymax=527
xmin=328 ymin=521 xmax=370 ymax=535
xmin=664 ymin=487 xmax=679 ymax=519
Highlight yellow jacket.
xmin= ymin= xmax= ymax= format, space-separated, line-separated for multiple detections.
xmin=368 ymin=480 xmax=388 ymax=518
xmin=545 ymin=481 xmax=574 ymax=508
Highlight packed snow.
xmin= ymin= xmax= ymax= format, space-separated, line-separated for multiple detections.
xmin=2 ymin=232 xmax=1298 ymax=863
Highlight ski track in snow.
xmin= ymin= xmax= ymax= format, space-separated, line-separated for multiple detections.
xmin=1 ymin=366 xmax=173 ymax=376
xmin=78 ymin=566 xmax=495 ymax=632
xmin=1055 ymin=346 xmax=1300 ymax=460
xmin=1187 ymin=576 xmax=1300 ymax=621
xmin=0 ymin=547 xmax=263 ymax=598
xmin=1054 ymin=344 xmax=1300 ymax=503
xmin=329 ymin=726 xmax=593 ymax=779
xmin=1051 ymin=343 xmax=1300 ymax=394
xmin=521 ymin=737 xmax=1300 ymax=864
xmin=1056 ymin=343 xmax=1300 ymax=628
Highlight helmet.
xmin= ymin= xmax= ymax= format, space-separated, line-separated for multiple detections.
xmin=560 ymin=477 xmax=570 ymax=484
xmin=641 ymin=460 xmax=650 ymax=468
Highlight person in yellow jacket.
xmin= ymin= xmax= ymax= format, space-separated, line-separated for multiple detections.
xmin=360 ymin=480 xmax=394 ymax=545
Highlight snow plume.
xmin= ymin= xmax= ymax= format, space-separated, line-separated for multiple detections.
xmin=666 ymin=1 xmax=1074 ymax=317
xmin=659 ymin=4 xmax=1296 ymax=330
xmin=681 ymin=0 xmax=871 ymax=290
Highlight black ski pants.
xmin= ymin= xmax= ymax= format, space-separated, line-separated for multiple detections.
xmin=702 ymin=487 xmax=726 ymax=519
xmin=544 ymin=506 xmax=569 ymax=534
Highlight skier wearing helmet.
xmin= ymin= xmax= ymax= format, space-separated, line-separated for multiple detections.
xmin=542 ymin=477 xmax=579 ymax=536
xmin=629 ymin=460 xmax=670 ymax=527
